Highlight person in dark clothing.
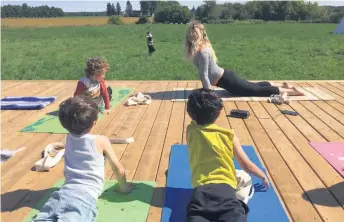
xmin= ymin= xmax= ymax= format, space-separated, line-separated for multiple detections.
xmin=147 ymin=32 xmax=156 ymax=56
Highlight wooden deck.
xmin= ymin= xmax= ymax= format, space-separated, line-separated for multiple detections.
xmin=1 ymin=80 xmax=344 ymax=222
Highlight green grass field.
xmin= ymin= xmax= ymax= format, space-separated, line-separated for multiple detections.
xmin=1 ymin=23 xmax=343 ymax=80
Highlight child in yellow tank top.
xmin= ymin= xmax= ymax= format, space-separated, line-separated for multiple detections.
xmin=186 ymin=88 xmax=269 ymax=222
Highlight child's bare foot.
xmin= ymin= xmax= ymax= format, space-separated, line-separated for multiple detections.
xmin=288 ymin=87 xmax=304 ymax=96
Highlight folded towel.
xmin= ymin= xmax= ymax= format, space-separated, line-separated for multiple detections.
xmin=0 ymin=96 xmax=56 ymax=110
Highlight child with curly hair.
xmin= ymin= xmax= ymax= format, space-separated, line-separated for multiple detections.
xmin=74 ymin=57 xmax=112 ymax=114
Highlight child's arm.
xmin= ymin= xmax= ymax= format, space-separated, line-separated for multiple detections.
xmin=232 ymin=134 xmax=270 ymax=188
xmin=100 ymin=79 xmax=111 ymax=113
xmin=74 ymin=81 xmax=87 ymax=96
xmin=96 ymin=136 xmax=135 ymax=194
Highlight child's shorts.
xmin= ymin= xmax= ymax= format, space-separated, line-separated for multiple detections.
xmin=30 ymin=188 xmax=97 ymax=222
xmin=187 ymin=183 xmax=249 ymax=222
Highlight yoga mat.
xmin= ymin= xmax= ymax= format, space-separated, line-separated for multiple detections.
xmin=0 ymin=96 xmax=56 ymax=110
xmin=162 ymin=145 xmax=289 ymax=222
xmin=309 ymin=142 xmax=344 ymax=177
xmin=23 ymin=179 xmax=156 ymax=222
xmin=20 ymin=88 xmax=132 ymax=134
xmin=171 ymin=87 xmax=335 ymax=102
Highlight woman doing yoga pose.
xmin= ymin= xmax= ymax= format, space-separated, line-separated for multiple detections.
xmin=184 ymin=21 xmax=304 ymax=97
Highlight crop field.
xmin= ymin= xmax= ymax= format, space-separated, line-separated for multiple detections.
xmin=1 ymin=23 xmax=343 ymax=80
xmin=1 ymin=16 xmax=140 ymax=28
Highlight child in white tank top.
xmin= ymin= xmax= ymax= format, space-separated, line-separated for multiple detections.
xmin=31 ymin=96 xmax=135 ymax=222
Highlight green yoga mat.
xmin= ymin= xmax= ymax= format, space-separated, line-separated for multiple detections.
xmin=20 ymin=88 xmax=132 ymax=134
xmin=23 ymin=179 xmax=156 ymax=222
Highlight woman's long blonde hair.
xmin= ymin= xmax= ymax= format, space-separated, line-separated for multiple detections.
xmin=184 ymin=20 xmax=218 ymax=63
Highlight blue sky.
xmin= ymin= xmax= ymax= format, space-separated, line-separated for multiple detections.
xmin=2 ymin=1 xmax=344 ymax=12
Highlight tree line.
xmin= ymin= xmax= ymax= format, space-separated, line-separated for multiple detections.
xmin=2 ymin=1 xmax=343 ymax=24
xmin=1 ymin=3 xmax=64 ymax=18
xmin=194 ymin=1 xmax=344 ymax=24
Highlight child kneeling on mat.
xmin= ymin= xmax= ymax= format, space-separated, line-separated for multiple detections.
xmin=30 ymin=96 xmax=135 ymax=222
xmin=74 ymin=57 xmax=112 ymax=114
xmin=186 ymin=89 xmax=269 ymax=222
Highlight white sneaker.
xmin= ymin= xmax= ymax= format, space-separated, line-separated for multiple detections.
xmin=125 ymin=92 xmax=152 ymax=106
xmin=236 ymin=170 xmax=254 ymax=204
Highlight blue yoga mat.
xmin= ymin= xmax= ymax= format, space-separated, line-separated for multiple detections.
xmin=0 ymin=96 xmax=56 ymax=110
xmin=162 ymin=145 xmax=289 ymax=222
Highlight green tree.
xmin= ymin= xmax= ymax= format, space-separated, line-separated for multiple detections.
xmin=125 ymin=0 xmax=133 ymax=16
xmin=111 ymin=3 xmax=116 ymax=15
xmin=154 ymin=1 xmax=191 ymax=23
xmin=116 ymin=2 xmax=122 ymax=15
xmin=106 ymin=2 xmax=112 ymax=16
xmin=140 ymin=1 xmax=150 ymax=15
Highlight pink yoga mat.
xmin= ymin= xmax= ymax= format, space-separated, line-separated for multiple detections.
xmin=309 ymin=142 xmax=344 ymax=177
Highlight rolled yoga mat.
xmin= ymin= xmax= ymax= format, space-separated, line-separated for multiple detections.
xmin=162 ymin=145 xmax=289 ymax=222
xmin=20 ymin=88 xmax=132 ymax=134
xmin=23 ymin=179 xmax=156 ymax=222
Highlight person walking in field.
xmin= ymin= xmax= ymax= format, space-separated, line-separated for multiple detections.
xmin=147 ymin=31 xmax=156 ymax=56
xmin=184 ymin=21 xmax=305 ymax=97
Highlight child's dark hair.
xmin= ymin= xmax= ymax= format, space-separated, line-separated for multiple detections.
xmin=59 ymin=96 xmax=98 ymax=135
xmin=187 ymin=88 xmax=223 ymax=125
xmin=85 ymin=57 xmax=109 ymax=78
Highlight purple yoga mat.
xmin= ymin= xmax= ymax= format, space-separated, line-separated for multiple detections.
xmin=309 ymin=142 xmax=344 ymax=177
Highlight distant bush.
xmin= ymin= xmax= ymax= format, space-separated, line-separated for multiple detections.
xmin=107 ymin=16 xmax=123 ymax=25
xmin=207 ymin=19 xmax=266 ymax=25
xmin=136 ymin=16 xmax=150 ymax=24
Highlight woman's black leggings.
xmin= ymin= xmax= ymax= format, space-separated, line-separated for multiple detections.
xmin=216 ymin=70 xmax=280 ymax=97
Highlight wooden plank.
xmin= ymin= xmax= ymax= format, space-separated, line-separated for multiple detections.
xmin=318 ymin=83 xmax=344 ymax=100
xmin=298 ymin=101 xmax=344 ymax=139
xmin=223 ymin=102 xmax=255 ymax=145
xmin=1 ymin=81 xmax=132 ymax=141
xmin=288 ymin=102 xmax=343 ymax=142
xmin=262 ymin=102 xmax=344 ymax=209
xmin=1 ymin=81 xmax=72 ymax=131
xmin=182 ymin=83 xmax=196 ymax=144
xmin=312 ymin=101 xmax=344 ymax=126
xmin=308 ymin=82 xmax=344 ymax=100
xmin=111 ymin=82 xmax=169 ymax=180
xmin=1 ymin=81 xmax=24 ymax=91
xmin=236 ymin=102 xmax=322 ymax=222
xmin=1 ymin=81 xmax=58 ymax=124
xmin=325 ymin=101 xmax=344 ymax=115
xmin=147 ymin=82 xmax=186 ymax=222
xmin=0 ymin=133 xmax=65 ymax=220
xmin=103 ymin=82 xmax=154 ymax=179
xmin=1 ymin=133 xmax=65 ymax=193
xmin=0 ymin=86 xmax=75 ymax=141
xmin=328 ymin=82 xmax=344 ymax=93
xmin=303 ymin=87 xmax=336 ymax=101
xmin=133 ymin=82 xmax=174 ymax=180
xmin=306 ymin=82 xmax=344 ymax=112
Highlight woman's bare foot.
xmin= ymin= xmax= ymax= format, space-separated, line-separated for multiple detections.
xmin=288 ymin=87 xmax=304 ymax=96
xmin=282 ymin=82 xmax=293 ymax=89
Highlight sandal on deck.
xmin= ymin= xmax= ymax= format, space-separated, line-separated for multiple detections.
xmin=125 ymin=92 xmax=152 ymax=106
xmin=35 ymin=142 xmax=65 ymax=172
xmin=267 ymin=92 xmax=291 ymax=105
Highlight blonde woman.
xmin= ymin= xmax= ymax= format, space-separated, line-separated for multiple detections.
xmin=184 ymin=21 xmax=304 ymax=97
